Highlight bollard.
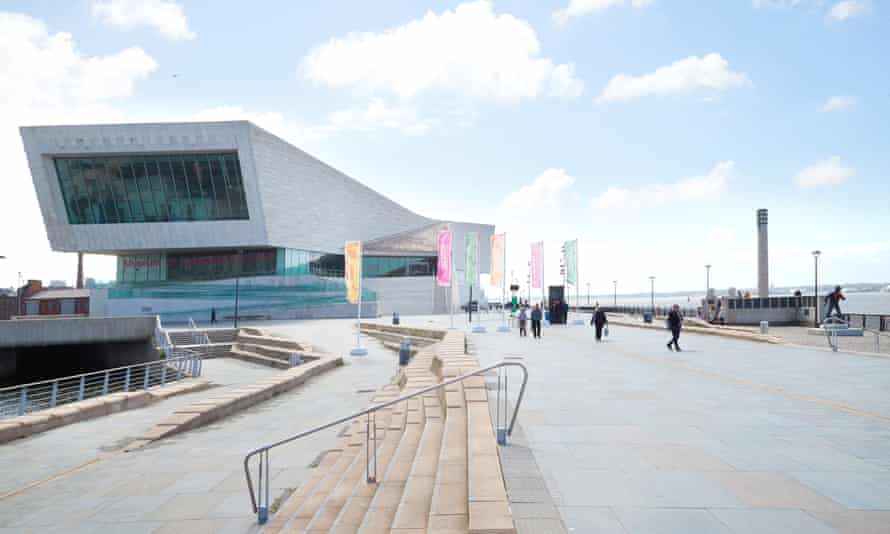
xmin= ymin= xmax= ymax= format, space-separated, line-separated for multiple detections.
xmin=760 ymin=321 xmax=769 ymax=335
xmin=399 ymin=337 xmax=411 ymax=366
xmin=392 ymin=312 xmax=400 ymax=325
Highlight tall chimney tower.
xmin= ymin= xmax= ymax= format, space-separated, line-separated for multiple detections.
xmin=757 ymin=209 xmax=768 ymax=298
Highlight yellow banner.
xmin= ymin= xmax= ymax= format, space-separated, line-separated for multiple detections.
xmin=345 ymin=241 xmax=361 ymax=304
xmin=490 ymin=233 xmax=505 ymax=288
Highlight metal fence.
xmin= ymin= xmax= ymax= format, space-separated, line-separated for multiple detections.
xmin=0 ymin=352 xmax=202 ymax=418
xmin=574 ymin=305 xmax=699 ymax=318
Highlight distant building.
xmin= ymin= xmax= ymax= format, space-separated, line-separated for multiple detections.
xmin=23 ymin=287 xmax=90 ymax=317
xmin=48 ymin=280 xmax=67 ymax=288
xmin=20 ymin=121 xmax=492 ymax=322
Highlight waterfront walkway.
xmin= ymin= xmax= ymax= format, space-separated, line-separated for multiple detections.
xmin=442 ymin=313 xmax=890 ymax=533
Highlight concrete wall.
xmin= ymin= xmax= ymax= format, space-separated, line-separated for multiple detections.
xmin=0 ymin=316 xmax=157 ymax=348
xmin=249 ymin=125 xmax=433 ymax=252
xmin=19 ymin=122 xmax=269 ymax=254
xmin=366 ymin=276 xmax=451 ymax=316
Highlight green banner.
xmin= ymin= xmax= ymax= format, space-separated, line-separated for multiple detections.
xmin=465 ymin=232 xmax=478 ymax=287
xmin=564 ymin=239 xmax=578 ymax=286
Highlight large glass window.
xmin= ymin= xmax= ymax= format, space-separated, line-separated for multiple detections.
xmin=362 ymin=256 xmax=437 ymax=278
xmin=53 ymin=152 xmax=249 ymax=224
xmin=166 ymin=249 xmax=276 ymax=281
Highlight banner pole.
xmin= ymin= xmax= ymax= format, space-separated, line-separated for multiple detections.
xmin=349 ymin=242 xmax=367 ymax=356
xmin=497 ymin=233 xmax=510 ymax=332
xmin=449 ymin=237 xmax=454 ymax=330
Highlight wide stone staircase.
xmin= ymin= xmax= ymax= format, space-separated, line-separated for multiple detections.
xmin=228 ymin=328 xmax=322 ymax=369
xmin=261 ymin=329 xmax=515 ymax=533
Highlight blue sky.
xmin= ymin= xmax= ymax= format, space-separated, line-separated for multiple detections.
xmin=1 ymin=0 xmax=888 ymax=295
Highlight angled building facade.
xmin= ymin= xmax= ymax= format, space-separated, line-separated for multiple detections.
xmin=20 ymin=121 xmax=493 ymax=322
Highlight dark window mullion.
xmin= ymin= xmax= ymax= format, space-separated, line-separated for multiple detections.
xmin=96 ymin=159 xmax=122 ymax=223
xmin=127 ymin=160 xmax=147 ymax=222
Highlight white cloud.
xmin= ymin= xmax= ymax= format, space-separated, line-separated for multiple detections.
xmin=826 ymin=0 xmax=869 ymax=21
xmin=302 ymin=0 xmax=583 ymax=102
xmin=502 ymin=169 xmax=576 ymax=210
xmin=192 ymin=98 xmax=434 ymax=145
xmin=91 ymin=0 xmax=195 ymax=40
xmin=592 ymin=161 xmax=734 ymax=209
xmin=794 ymin=156 xmax=853 ymax=188
xmin=553 ymin=0 xmax=653 ymax=26
xmin=0 ymin=11 xmax=157 ymax=287
xmin=820 ymin=95 xmax=856 ymax=112
xmin=595 ymin=53 xmax=750 ymax=103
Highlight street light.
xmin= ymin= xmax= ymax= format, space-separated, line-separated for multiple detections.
xmin=586 ymin=282 xmax=591 ymax=305
xmin=649 ymin=276 xmax=656 ymax=314
xmin=613 ymin=280 xmax=617 ymax=307
xmin=812 ymin=250 xmax=821 ymax=326
xmin=234 ymin=249 xmax=244 ymax=329
xmin=705 ymin=264 xmax=711 ymax=297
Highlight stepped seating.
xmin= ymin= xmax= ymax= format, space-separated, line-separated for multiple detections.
xmin=227 ymin=330 xmax=322 ymax=369
xmin=262 ymin=330 xmax=516 ymax=533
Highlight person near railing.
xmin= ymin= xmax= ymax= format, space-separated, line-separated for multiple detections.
xmin=518 ymin=307 xmax=528 ymax=337
xmin=530 ymin=304 xmax=542 ymax=339
xmin=824 ymin=286 xmax=845 ymax=319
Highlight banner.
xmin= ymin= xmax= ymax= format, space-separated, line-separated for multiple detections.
xmin=564 ymin=239 xmax=578 ymax=286
xmin=530 ymin=242 xmax=543 ymax=289
xmin=465 ymin=232 xmax=479 ymax=287
xmin=344 ymin=241 xmax=361 ymax=304
xmin=437 ymin=230 xmax=452 ymax=287
xmin=489 ymin=233 xmax=505 ymax=288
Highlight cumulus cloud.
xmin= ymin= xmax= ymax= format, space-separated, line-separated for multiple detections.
xmin=91 ymin=0 xmax=195 ymax=40
xmin=553 ymin=0 xmax=653 ymax=26
xmin=591 ymin=161 xmax=735 ymax=209
xmin=0 ymin=11 xmax=157 ymax=286
xmin=820 ymin=95 xmax=856 ymax=112
xmin=794 ymin=156 xmax=853 ymax=188
xmin=302 ymin=0 xmax=583 ymax=102
xmin=193 ymin=98 xmax=434 ymax=145
xmin=826 ymin=0 xmax=869 ymax=21
xmin=502 ymin=169 xmax=576 ymax=210
xmin=595 ymin=53 xmax=750 ymax=103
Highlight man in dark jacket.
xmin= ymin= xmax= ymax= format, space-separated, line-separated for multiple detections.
xmin=591 ymin=305 xmax=608 ymax=342
xmin=666 ymin=304 xmax=683 ymax=351
xmin=824 ymin=286 xmax=845 ymax=318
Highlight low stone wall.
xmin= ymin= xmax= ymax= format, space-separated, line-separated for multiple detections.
xmin=607 ymin=314 xmax=785 ymax=344
xmin=126 ymin=356 xmax=342 ymax=450
xmin=0 ymin=378 xmax=213 ymax=445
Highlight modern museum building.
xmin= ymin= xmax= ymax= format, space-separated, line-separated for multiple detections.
xmin=20 ymin=121 xmax=493 ymax=322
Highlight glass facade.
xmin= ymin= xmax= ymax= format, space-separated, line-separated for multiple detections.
xmin=363 ymin=256 xmax=436 ymax=278
xmin=116 ymin=249 xmax=437 ymax=283
xmin=53 ymin=152 xmax=249 ymax=224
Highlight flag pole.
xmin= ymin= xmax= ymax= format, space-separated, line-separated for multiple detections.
xmin=349 ymin=242 xmax=367 ymax=356
xmin=497 ymin=233 xmax=510 ymax=332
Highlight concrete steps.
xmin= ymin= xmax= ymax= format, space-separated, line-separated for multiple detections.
xmin=262 ymin=330 xmax=516 ymax=534
xmin=229 ymin=347 xmax=291 ymax=370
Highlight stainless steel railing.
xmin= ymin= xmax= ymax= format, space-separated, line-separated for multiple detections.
xmin=242 ymin=360 xmax=528 ymax=524
xmin=0 ymin=352 xmax=202 ymax=418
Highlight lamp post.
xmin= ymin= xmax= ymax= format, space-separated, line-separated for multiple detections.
xmin=233 ymin=249 xmax=244 ymax=329
xmin=587 ymin=282 xmax=590 ymax=305
xmin=812 ymin=250 xmax=821 ymax=326
xmin=613 ymin=280 xmax=617 ymax=307
xmin=649 ymin=276 xmax=655 ymax=314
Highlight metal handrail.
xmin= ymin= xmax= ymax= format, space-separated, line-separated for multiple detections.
xmin=242 ymin=360 xmax=528 ymax=523
xmin=0 ymin=352 xmax=202 ymax=417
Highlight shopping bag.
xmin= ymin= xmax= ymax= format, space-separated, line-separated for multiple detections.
xmin=604 ymin=325 xmax=609 ymax=338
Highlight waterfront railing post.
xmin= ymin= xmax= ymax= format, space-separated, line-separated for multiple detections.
xmin=50 ymin=381 xmax=58 ymax=408
xmin=124 ymin=368 xmax=131 ymax=392
xmin=78 ymin=376 xmax=85 ymax=401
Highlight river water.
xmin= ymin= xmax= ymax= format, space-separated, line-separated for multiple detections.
xmin=572 ymin=291 xmax=890 ymax=315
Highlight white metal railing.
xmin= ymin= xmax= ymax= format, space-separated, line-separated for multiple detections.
xmin=0 ymin=353 xmax=202 ymax=418
xmin=242 ymin=360 xmax=528 ymax=524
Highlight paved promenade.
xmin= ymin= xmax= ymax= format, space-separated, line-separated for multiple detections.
xmin=449 ymin=313 xmax=890 ymax=534
xmin=0 ymin=319 xmax=395 ymax=533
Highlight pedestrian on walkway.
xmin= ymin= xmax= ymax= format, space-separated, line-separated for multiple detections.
xmin=824 ymin=286 xmax=846 ymax=319
xmin=210 ymin=307 xmax=217 ymax=324
xmin=530 ymin=304 xmax=542 ymax=339
xmin=666 ymin=304 xmax=683 ymax=352
xmin=518 ymin=307 xmax=528 ymax=337
xmin=591 ymin=304 xmax=608 ymax=342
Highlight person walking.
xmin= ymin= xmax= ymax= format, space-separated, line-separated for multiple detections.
xmin=518 ymin=307 xmax=528 ymax=337
xmin=210 ymin=307 xmax=217 ymax=324
xmin=591 ymin=305 xmax=608 ymax=342
xmin=530 ymin=304 xmax=542 ymax=339
xmin=666 ymin=304 xmax=683 ymax=351
xmin=824 ymin=286 xmax=846 ymax=319
xmin=561 ymin=299 xmax=569 ymax=325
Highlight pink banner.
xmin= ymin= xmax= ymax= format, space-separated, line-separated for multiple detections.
xmin=531 ymin=242 xmax=543 ymax=289
xmin=437 ymin=230 xmax=452 ymax=287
